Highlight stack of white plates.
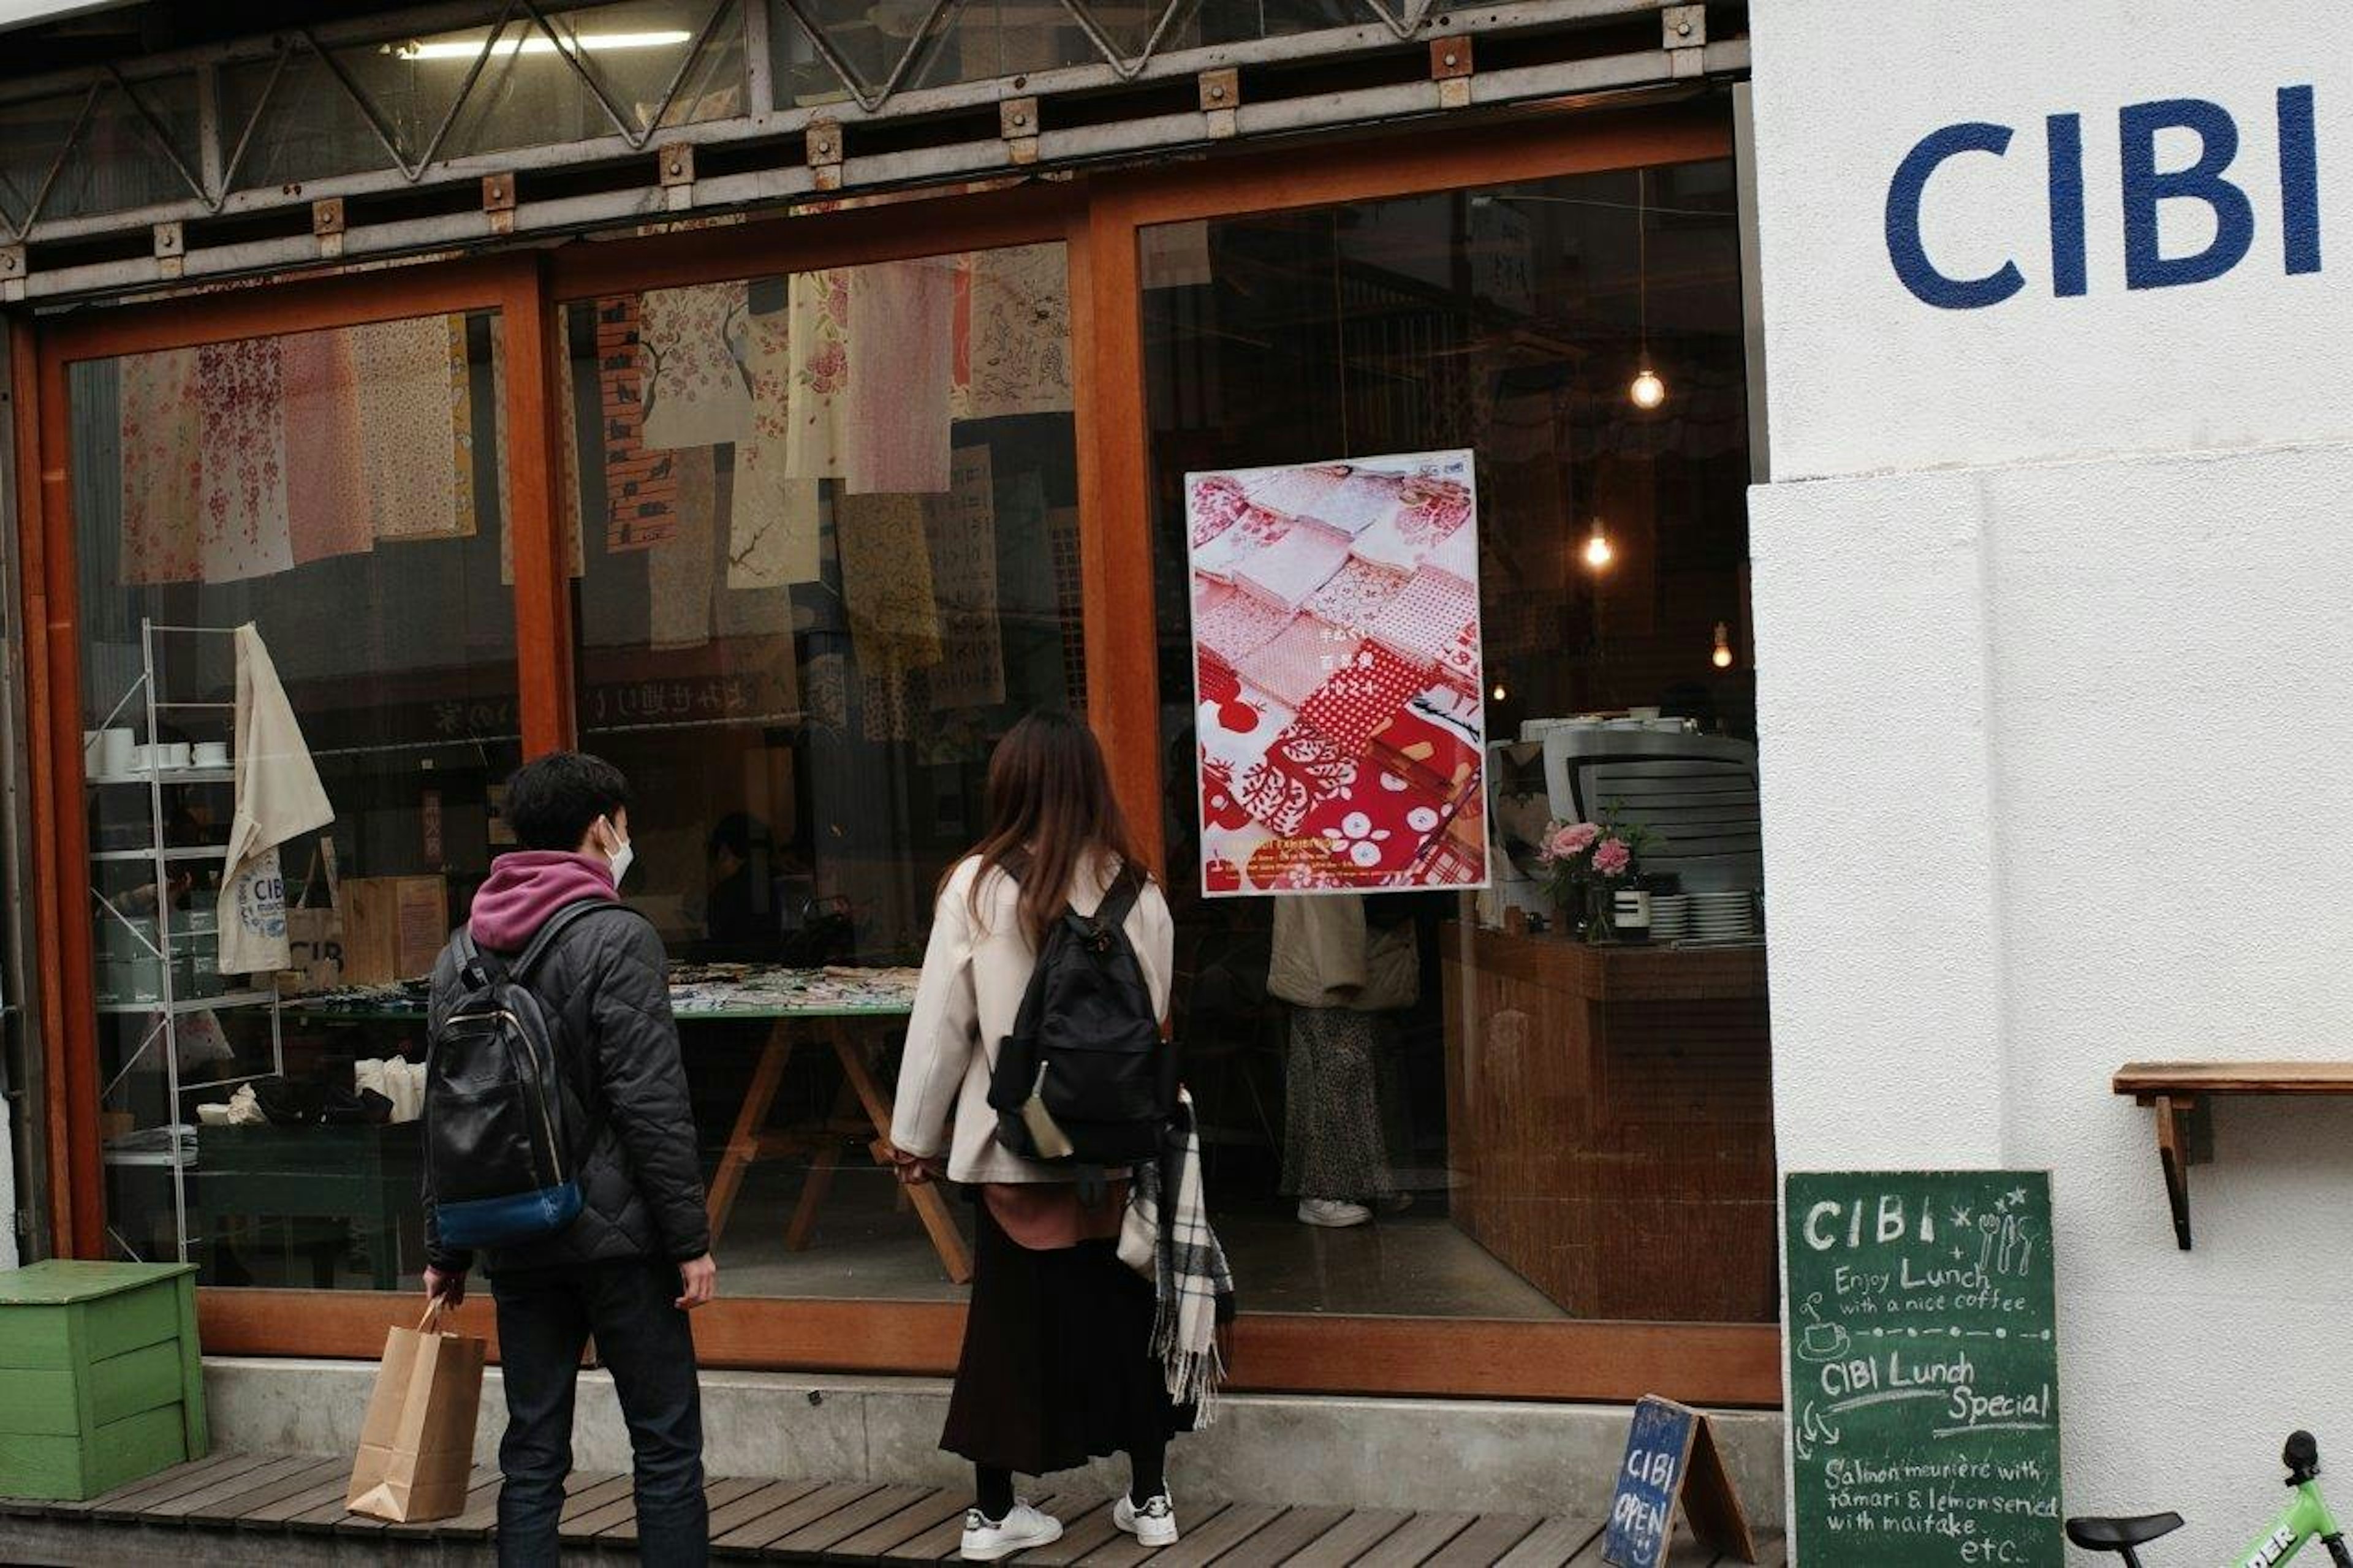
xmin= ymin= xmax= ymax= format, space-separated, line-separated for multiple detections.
xmin=1650 ymin=895 xmax=1691 ymax=940
xmin=1688 ymin=891 xmax=1756 ymax=941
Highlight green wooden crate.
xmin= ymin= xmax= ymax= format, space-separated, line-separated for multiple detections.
xmin=0 ymin=1260 xmax=207 ymax=1500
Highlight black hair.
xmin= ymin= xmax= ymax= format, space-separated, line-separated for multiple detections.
xmin=505 ymin=751 xmax=630 ymax=852
xmin=708 ymin=811 xmax=765 ymax=862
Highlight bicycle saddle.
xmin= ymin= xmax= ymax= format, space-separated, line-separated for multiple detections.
xmin=2066 ymin=1513 xmax=2186 ymax=1551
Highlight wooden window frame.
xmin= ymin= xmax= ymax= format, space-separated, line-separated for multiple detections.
xmin=26 ymin=254 xmax=566 ymax=1263
xmin=25 ymin=95 xmax=1784 ymax=1409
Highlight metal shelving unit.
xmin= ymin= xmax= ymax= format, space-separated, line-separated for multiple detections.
xmin=89 ymin=619 xmax=284 ymax=1265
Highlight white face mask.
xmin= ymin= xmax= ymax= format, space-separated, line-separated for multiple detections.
xmin=602 ymin=817 xmax=635 ymax=887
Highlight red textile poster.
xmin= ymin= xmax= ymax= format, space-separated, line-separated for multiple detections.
xmin=1186 ymin=450 xmax=1487 ymax=896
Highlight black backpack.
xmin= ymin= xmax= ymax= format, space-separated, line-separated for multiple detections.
xmin=425 ymin=900 xmax=617 ymax=1250
xmin=987 ymin=862 xmax=1176 ymax=1178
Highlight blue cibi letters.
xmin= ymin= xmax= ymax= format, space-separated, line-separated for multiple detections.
xmin=1885 ymin=85 xmax=2322 ymax=307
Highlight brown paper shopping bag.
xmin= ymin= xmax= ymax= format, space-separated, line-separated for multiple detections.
xmin=346 ymin=1298 xmax=486 ymax=1522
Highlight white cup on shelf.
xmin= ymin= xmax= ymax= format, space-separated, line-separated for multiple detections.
xmin=191 ymin=741 xmax=230 ymax=768
xmin=99 ymin=729 xmax=136 ymax=776
xmin=159 ymin=742 xmax=192 ymax=770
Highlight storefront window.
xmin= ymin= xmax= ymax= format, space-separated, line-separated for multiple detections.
xmin=70 ymin=310 xmax=517 ymax=1284
xmin=562 ymin=243 xmax=1080 ymax=1295
xmin=1142 ymin=161 xmax=1774 ymax=1321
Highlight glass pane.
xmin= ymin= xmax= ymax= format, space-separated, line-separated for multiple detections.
xmin=223 ymin=51 xmax=391 ymax=191
xmin=70 ymin=311 xmax=518 ymax=1286
xmin=451 ymin=0 xmax=746 ymax=157
xmin=1143 ymin=160 xmax=1770 ymax=1321
xmin=227 ymin=1 xmax=746 ymax=190
xmin=43 ymin=74 xmax=203 ymax=222
xmin=564 ymin=242 xmax=1080 ymax=1298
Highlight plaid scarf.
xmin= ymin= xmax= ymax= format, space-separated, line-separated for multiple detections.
xmin=1120 ymin=1092 xmax=1235 ymax=1422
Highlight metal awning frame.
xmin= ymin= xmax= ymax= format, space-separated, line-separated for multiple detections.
xmin=0 ymin=0 xmax=1745 ymax=304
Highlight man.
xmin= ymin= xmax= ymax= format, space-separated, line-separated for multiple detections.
xmin=702 ymin=811 xmax=773 ymax=955
xmin=423 ymin=752 xmax=718 ymax=1567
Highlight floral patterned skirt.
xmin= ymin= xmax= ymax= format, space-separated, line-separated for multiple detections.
xmin=1279 ymin=1007 xmax=1395 ymax=1203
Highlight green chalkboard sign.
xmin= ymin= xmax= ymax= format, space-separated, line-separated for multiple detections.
xmin=1784 ymin=1171 xmax=2063 ymax=1568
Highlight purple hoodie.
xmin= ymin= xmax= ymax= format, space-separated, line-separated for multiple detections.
xmin=468 ymin=850 xmax=616 ymax=951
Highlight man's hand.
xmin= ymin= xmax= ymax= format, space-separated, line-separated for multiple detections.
xmin=675 ymin=1254 xmax=718 ymax=1311
xmin=423 ymin=1265 xmax=465 ymax=1310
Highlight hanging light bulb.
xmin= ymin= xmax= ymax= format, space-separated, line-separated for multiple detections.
xmin=1711 ymin=621 xmax=1735 ymax=669
xmin=1628 ymin=168 xmax=1667 ymax=410
xmin=1583 ymin=517 xmax=1614 ymax=570
xmin=1491 ymin=676 xmax=1509 ymax=703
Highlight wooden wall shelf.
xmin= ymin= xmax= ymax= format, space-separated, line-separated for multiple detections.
xmin=2112 ymin=1061 xmax=2353 ymax=1249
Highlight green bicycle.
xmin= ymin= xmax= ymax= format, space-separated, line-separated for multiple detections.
xmin=2067 ymin=1432 xmax=2351 ymax=1568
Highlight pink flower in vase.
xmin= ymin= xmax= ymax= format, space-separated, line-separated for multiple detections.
xmin=1544 ymin=822 xmax=1600 ymax=863
xmin=1591 ymin=838 xmax=1632 ymax=877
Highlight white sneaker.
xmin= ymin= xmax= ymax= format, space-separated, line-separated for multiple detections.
xmin=961 ymin=1501 xmax=1063 ymax=1561
xmin=1298 ymin=1199 xmax=1372 ymax=1229
xmin=1114 ymin=1491 xmax=1180 ymax=1548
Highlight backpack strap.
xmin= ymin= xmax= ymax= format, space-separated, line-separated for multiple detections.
xmin=1092 ymin=866 xmax=1143 ymax=934
xmin=513 ymin=898 xmax=631 ymax=981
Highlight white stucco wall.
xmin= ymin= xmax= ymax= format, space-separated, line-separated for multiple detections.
xmin=1748 ymin=2 xmax=2353 ymax=1559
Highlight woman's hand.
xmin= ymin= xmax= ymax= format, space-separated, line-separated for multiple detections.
xmin=887 ymin=1143 xmax=947 ymax=1186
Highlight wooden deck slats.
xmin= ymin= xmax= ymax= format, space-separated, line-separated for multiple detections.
xmin=1217 ymin=1506 xmax=1353 ymax=1568
xmin=710 ymin=1479 xmax=831 ymax=1540
xmin=1352 ymin=1512 xmax=1478 ymax=1568
xmin=237 ymin=1468 xmax=366 ymax=1529
xmin=437 ymin=1472 xmax=509 ymax=1538
xmin=92 ymin=1449 xmax=284 ymax=1520
xmin=0 ymin=1455 xmax=1778 ymax=1566
xmin=1145 ymin=1501 xmax=1285 ymax=1568
xmin=827 ymin=1487 xmax=971 ymax=1560
xmin=183 ymin=1456 xmax=350 ymax=1524
xmin=718 ymin=1480 xmax=885 ymax=1553
xmin=1279 ymin=1509 xmax=1415 ymax=1568
xmin=1490 ymin=1517 xmax=1602 ymax=1568
xmin=1420 ymin=1515 xmax=1542 ymax=1568
xmin=773 ymin=1485 xmax=941 ymax=1556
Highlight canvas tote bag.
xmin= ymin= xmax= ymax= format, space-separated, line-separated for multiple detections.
xmin=346 ymin=1298 xmax=485 ymax=1522
xmin=281 ymin=838 xmax=344 ymax=993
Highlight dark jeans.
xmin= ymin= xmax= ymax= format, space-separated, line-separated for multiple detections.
xmin=491 ymin=1258 xmax=707 ymax=1567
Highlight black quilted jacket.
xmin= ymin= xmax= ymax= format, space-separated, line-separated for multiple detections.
xmin=422 ymin=906 xmax=710 ymax=1275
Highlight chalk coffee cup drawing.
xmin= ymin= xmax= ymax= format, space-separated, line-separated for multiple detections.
xmin=1794 ymin=1293 xmax=1851 ymax=1363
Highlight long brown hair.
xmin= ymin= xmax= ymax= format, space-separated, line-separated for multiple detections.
xmin=958 ymin=710 xmax=1145 ymax=944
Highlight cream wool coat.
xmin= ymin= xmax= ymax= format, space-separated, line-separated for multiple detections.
xmin=890 ymin=854 xmax=1175 ymax=1185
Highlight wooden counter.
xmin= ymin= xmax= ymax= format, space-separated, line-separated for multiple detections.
xmin=1441 ymin=924 xmax=1776 ymax=1322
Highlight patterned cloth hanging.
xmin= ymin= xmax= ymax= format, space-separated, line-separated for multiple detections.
xmin=843 ymin=257 xmax=956 ymax=494
xmin=784 ymin=270 xmax=851 ymax=480
xmin=597 ymin=295 xmax=680 ymax=551
xmin=279 ymin=328 xmax=371 ymax=567
xmin=353 ymin=316 xmax=464 ymax=545
xmin=117 ymin=346 xmax=203 ymax=585
xmin=729 ymin=297 xmax=822 ymax=588
xmin=950 ymin=244 xmax=1074 ymax=422
xmin=638 ymin=281 xmax=754 ymax=450
xmin=195 ymin=338 xmax=294 ymax=583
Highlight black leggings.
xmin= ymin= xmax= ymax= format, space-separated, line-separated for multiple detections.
xmin=974 ymin=1439 xmax=1166 ymax=1520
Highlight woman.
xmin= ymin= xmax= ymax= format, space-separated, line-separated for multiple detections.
xmin=889 ymin=711 xmax=1190 ymax=1562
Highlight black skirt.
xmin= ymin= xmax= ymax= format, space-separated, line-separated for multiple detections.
xmin=939 ymin=1199 xmax=1193 ymax=1476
